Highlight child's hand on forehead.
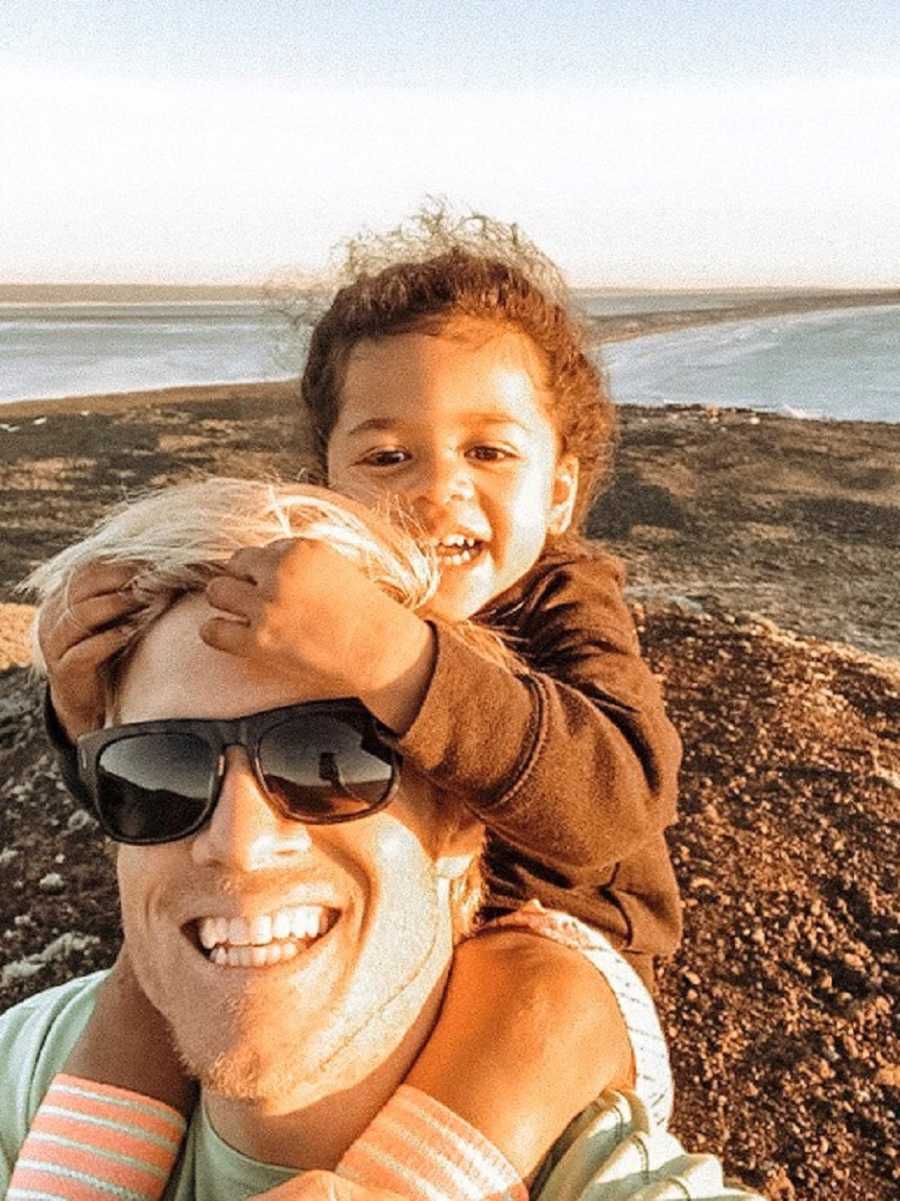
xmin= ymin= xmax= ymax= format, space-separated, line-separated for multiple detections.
xmin=202 ymin=539 xmax=436 ymax=734
xmin=38 ymin=559 xmax=145 ymax=739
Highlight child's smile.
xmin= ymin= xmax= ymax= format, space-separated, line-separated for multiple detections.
xmin=326 ymin=322 xmax=578 ymax=622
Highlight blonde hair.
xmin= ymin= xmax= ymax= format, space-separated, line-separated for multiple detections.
xmin=26 ymin=476 xmax=509 ymax=937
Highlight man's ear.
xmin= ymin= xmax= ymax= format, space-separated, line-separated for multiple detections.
xmin=435 ymin=817 xmax=484 ymax=883
xmin=548 ymin=453 xmax=579 ymax=535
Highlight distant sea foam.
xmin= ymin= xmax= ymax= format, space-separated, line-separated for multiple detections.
xmin=1 ymin=295 xmax=897 ymax=423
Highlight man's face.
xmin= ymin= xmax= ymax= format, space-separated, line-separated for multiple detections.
xmin=114 ymin=594 xmax=468 ymax=1112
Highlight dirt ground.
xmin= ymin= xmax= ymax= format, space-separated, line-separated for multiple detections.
xmin=1 ymin=387 xmax=898 ymax=1199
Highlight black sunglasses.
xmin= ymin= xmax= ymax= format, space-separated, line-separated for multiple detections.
xmin=76 ymin=700 xmax=400 ymax=845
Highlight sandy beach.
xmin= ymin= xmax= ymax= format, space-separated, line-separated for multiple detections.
xmin=1 ymin=317 xmax=898 ymax=1199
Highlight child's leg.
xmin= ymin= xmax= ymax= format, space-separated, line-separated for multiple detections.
xmin=63 ymin=949 xmax=195 ymax=1112
xmin=8 ymin=950 xmax=192 ymax=1201
xmin=404 ymin=929 xmax=634 ymax=1180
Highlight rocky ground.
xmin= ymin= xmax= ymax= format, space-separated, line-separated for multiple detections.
xmin=1 ymin=387 xmax=898 ymax=1200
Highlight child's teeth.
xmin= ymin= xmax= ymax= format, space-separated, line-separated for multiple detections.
xmin=433 ymin=537 xmax=481 ymax=567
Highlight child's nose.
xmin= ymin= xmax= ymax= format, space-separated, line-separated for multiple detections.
xmin=413 ymin=454 xmax=475 ymax=510
xmin=190 ymin=748 xmax=314 ymax=871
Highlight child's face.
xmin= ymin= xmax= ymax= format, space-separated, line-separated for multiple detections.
xmin=326 ymin=323 xmax=578 ymax=621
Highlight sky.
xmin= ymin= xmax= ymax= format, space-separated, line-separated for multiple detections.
xmin=1 ymin=0 xmax=899 ymax=287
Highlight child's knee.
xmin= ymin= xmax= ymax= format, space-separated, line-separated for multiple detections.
xmin=460 ymin=927 xmax=608 ymax=1010
xmin=455 ymin=929 xmax=633 ymax=1089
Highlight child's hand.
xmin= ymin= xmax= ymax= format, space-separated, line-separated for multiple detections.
xmin=65 ymin=946 xmax=196 ymax=1116
xmin=202 ymin=540 xmax=435 ymax=733
xmin=38 ymin=560 xmax=143 ymax=739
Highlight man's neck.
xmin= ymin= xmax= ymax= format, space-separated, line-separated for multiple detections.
xmin=203 ymin=962 xmax=450 ymax=1170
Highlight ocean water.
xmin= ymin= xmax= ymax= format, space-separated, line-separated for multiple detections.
xmin=602 ymin=304 xmax=900 ymax=423
xmin=1 ymin=295 xmax=898 ymax=423
xmin=0 ymin=302 xmax=294 ymax=405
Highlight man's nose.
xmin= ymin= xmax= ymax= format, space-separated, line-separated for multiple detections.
xmin=190 ymin=748 xmax=314 ymax=871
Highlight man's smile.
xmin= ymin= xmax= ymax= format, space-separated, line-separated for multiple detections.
xmin=187 ymin=904 xmax=341 ymax=969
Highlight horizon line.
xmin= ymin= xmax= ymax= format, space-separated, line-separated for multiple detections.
xmin=3 ymin=281 xmax=899 ymax=297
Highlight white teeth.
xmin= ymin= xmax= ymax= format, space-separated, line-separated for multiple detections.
xmin=431 ymin=536 xmax=482 ymax=568
xmin=250 ymin=914 xmax=272 ymax=945
xmin=197 ymin=904 xmax=336 ymax=967
xmin=291 ymin=908 xmax=317 ymax=939
xmin=228 ymin=917 xmax=250 ymax=946
xmin=272 ymin=910 xmax=292 ymax=940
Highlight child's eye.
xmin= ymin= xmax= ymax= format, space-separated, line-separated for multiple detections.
xmin=467 ymin=445 xmax=515 ymax=463
xmin=359 ymin=448 xmax=410 ymax=468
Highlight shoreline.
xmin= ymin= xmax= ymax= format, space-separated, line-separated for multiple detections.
xmin=0 ymin=378 xmax=299 ymax=419
xmin=3 ymin=288 xmax=899 ymax=419
xmin=2 ymin=380 xmax=896 ymax=431
xmin=586 ymin=287 xmax=900 ymax=343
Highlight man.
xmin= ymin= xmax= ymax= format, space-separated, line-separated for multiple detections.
xmin=2 ymin=479 xmax=760 ymax=1201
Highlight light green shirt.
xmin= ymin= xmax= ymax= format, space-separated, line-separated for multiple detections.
xmin=0 ymin=973 xmax=762 ymax=1200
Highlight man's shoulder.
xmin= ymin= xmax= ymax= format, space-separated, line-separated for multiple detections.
xmin=0 ymin=972 xmax=106 ymax=1171
xmin=0 ymin=970 xmax=104 ymax=1041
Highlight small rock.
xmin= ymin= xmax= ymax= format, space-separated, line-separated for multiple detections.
xmin=66 ymin=808 xmax=96 ymax=833
xmin=0 ymin=848 xmax=19 ymax=868
xmin=38 ymin=872 xmax=65 ymax=894
xmin=764 ymin=1165 xmax=796 ymax=1199
xmin=0 ymin=960 xmax=44 ymax=988
xmin=37 ymin=932 xmax=101 ymax=963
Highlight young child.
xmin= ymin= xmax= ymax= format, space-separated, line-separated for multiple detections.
xmin=18 ymin=213 xmax=681 ymax=1198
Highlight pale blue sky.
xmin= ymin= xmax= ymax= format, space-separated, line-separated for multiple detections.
xmin=2 ymin=1 xmax=898 ymax=285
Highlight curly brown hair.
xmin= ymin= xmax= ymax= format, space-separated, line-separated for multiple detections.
xmin=297 ymin=208 xmax=615 ymax=529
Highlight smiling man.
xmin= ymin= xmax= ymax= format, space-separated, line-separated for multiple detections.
xmin=2 ymin=479 xmax=761 ymax=1201
xmin=113 ymin=592 xmax=471 ymax=1154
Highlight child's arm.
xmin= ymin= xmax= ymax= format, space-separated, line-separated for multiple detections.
xmin=7 ymin=952 xmax=192 ymax=1201
xmin=392 ymin=547 xmax=681 ymax=873
xmin=383 ymin=547 xmax=683 ymax=967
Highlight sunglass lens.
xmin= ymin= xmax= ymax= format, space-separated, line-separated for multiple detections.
xmin=96 ymin=733 xmax=214 ymax=842
xmin=259 ymin=715 xmax=393 ymax=820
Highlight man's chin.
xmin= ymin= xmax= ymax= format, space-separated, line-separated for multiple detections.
xmin=186 ymin=1044 xmax=297 ymax=1104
